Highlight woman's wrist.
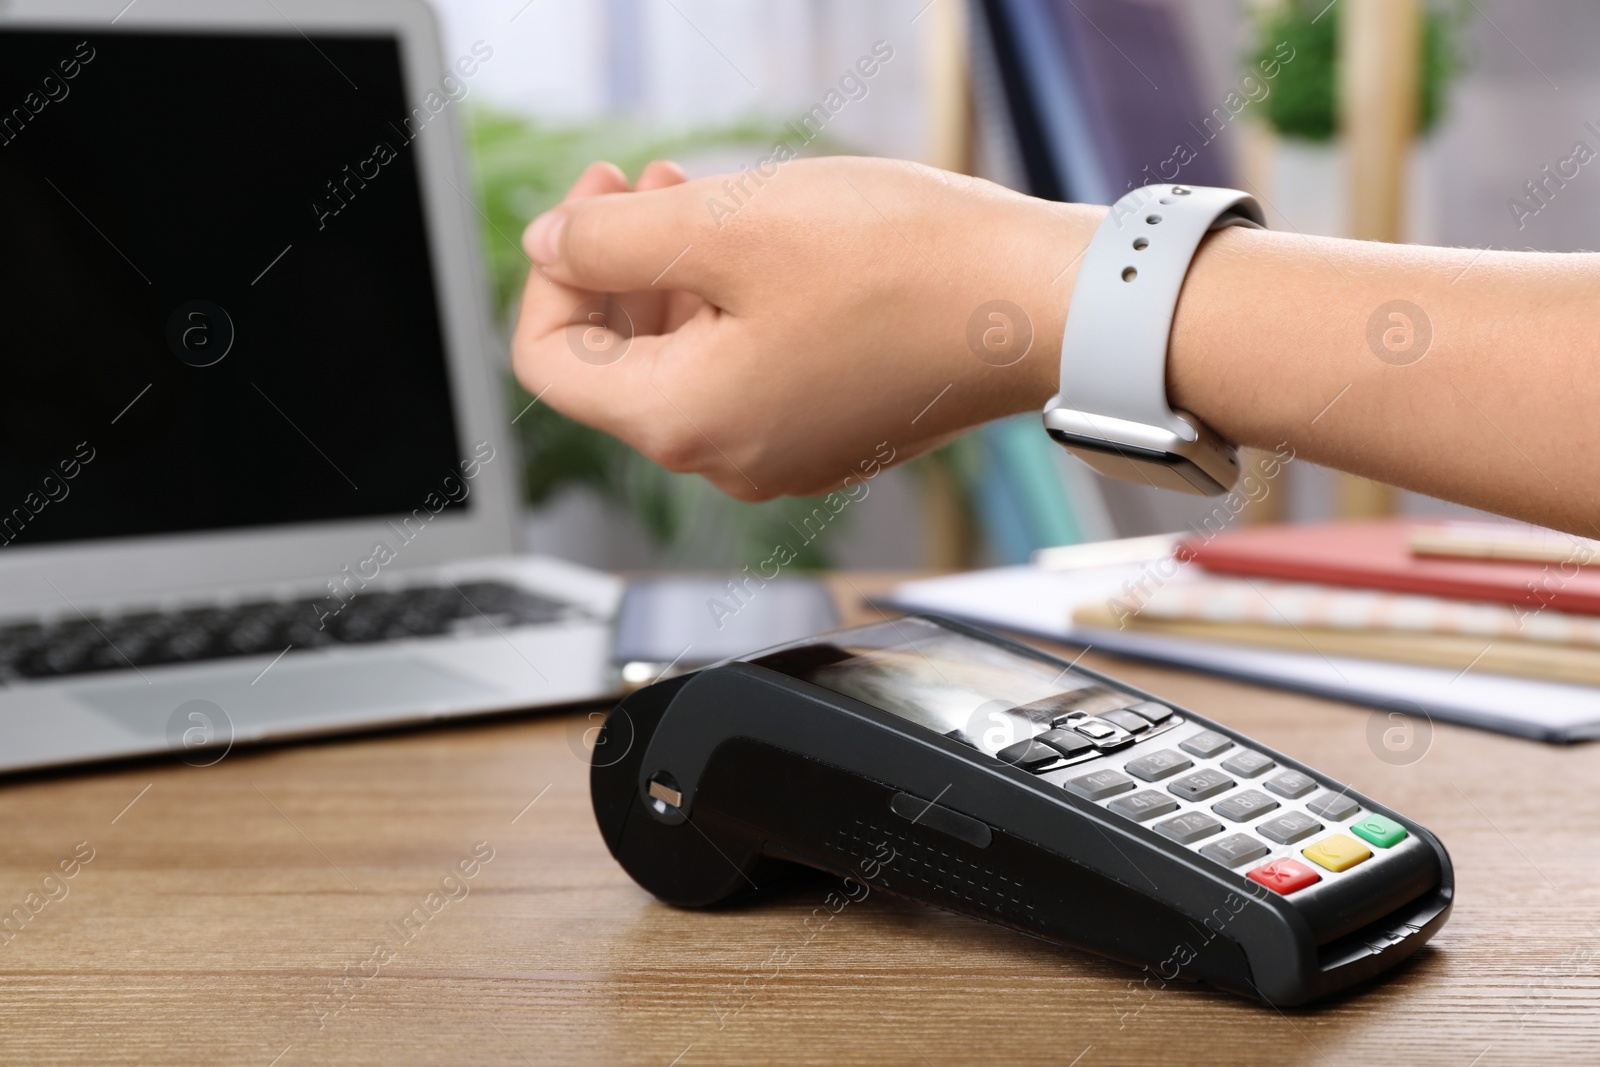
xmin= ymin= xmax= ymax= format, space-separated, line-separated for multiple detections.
xmin=1014 ymin=194 xmax=1261 ymax=451
xmin=987 ymin=198 xmax=1105 ymax=418
xmin=1166 ymin=222 xmax=1278 ymax=452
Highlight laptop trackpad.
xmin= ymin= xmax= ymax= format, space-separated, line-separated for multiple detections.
xmin=74 ymin=656 xmax=501 ymax=741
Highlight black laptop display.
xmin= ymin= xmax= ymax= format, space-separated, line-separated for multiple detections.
xmin=0 ymin=30 xmax=465 ymax=546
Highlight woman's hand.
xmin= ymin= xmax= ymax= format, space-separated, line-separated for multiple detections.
xmin=511 ymin=156 xmax=1098 ymax=500
xmin=513 ymin=154 xmax=1600 ymax=535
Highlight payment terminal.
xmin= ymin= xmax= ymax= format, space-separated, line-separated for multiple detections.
xmin=589 ymin=615 xmax=1452 ymax=1005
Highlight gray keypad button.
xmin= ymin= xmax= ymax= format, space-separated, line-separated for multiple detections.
xmin=1264 ymin=770 xmax=1317 ymax=799
xmin=1075 ymin=719 xmax=1135 ymax=751
xmin=1306 ymin=792 xmax=1361 ymax=821
xmin=1124 ymin=749 xmax=1194 ymax=782
xmin=1178 ymin=730 xmax=1234 ymax=759
xmin=1221 ymin=750 xmax=1275 ymax=778
xmin=1256 ymin=810 xmax=1324 ymax=845
xmin=1211 ymin=789 xmax=1280 ymax=822
xmin=1200 ymin=833 xmax=1271 ymax=868
xmin=1036 ymin=728 xmax=1095 ymax=758
xmin=1127 ymin=700 xmax=1174 ymax=724
xmin=1108 ymin=789 xmax=1180 ymax=822
xmin=1153 ymin=811 xmax=1224 ymax=845
xmin=1167 ymin=768 xmax=1236 ymax=802
xmin=1098 ymin=708 xmax=1153 ymax=734
xmin=1065 ymin=769 xmax=1136 ymax=801
xmin=995 ymin=738 xmax=1064 ymax=771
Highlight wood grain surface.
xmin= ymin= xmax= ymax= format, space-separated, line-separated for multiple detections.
xmin=1 ymin=573 xmax=1597 ymax=1066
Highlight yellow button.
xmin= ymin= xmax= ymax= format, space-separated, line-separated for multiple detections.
xmin=1301 ymin=834 xmax=1373 ymax=873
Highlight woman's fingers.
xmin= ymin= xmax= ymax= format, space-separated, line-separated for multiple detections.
xmin=634 ymin=159 xmax=688 ymax=189
xmin=523 ymin=175 xmax=735 ymax=303
xmin=514 ymin=161 xmax=633 ymax=354
xmin=514 ymin=160 xmax=744 ymax=442
xmin=613 ymin=160 xmax=699 ymax=337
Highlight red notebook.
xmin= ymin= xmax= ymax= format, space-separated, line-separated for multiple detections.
xmin=1176 ymin=520 xmax=1600 ymax=617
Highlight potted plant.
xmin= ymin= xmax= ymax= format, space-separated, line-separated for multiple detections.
xmin=1247 ymin=0 xmax=1464 ymax=242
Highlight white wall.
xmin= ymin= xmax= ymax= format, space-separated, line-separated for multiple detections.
xmin=431 ymin=0 xmax=934 ymax=160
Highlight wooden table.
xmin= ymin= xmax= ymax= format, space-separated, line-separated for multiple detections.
xmin=3 ymin=574 xmax=1598 ymax=1066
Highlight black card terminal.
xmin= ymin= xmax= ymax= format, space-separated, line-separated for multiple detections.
xmin=589 ymin=616 xmax=1453 ymax=1005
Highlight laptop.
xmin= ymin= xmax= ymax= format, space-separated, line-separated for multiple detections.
xmin=0 ymin=0 xmax=622 ymax=773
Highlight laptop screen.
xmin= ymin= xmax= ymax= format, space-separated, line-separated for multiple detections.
xmin=0 ymin=29 xmax=469 ymax=549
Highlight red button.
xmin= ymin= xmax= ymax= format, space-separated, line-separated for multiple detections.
xmin=1247 ymin=857 xmax=1321 ymax=895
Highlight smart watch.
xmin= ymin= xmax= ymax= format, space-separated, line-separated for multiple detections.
xmin=1043 ymin=184 xmax=1265 ymax=496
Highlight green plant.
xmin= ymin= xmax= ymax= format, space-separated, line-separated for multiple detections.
xmin=467 ymin=110 xmax=850 ymax=567
xmin=1251 ymin=0 xmax=1465 ymax=142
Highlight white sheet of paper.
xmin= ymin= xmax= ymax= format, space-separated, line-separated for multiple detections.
xmin=885 ymin=563 xmax=1600 ymax=743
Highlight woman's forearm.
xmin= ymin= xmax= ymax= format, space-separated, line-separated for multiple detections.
xmin=1162 ymin=228 xmax=1599 ymax=534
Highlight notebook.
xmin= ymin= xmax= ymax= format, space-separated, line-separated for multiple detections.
xmin=1177 ymin=519 xmax=1600 ymax=615
xmin=1071 ymin=577 xmax=1600 ymax=688
xmin=883 ymin=558 xmax=1600 ymax=743
xmin=1090 ymin=576 xmax=1600 ymax=647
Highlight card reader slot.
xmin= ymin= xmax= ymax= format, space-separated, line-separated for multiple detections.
xmin=1292 ymin=838 xmax=1442 ymax=946
xmin=1313 ymin=884 xmax=1452 ymax=988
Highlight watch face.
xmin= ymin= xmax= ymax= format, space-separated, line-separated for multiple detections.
xmin=1040 ymin=403 xmax=1241 ymax=497
xmin=1046 ymin=431 xmax=1231 ymax=495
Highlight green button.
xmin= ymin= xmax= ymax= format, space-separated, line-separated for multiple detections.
xmin=1349 ymin=813 xmax=1408 ymax=849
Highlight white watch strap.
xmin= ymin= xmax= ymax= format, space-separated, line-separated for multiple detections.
xmin=1052 ymin=184 xmax=1264 ymax=437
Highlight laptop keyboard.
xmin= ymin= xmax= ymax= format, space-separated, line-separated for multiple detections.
xmin=0 ymin=581 xmax=576 ymax=682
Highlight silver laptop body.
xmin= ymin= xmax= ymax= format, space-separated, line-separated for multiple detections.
xmin=0 ymin=0 xmax=621 ymax=773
